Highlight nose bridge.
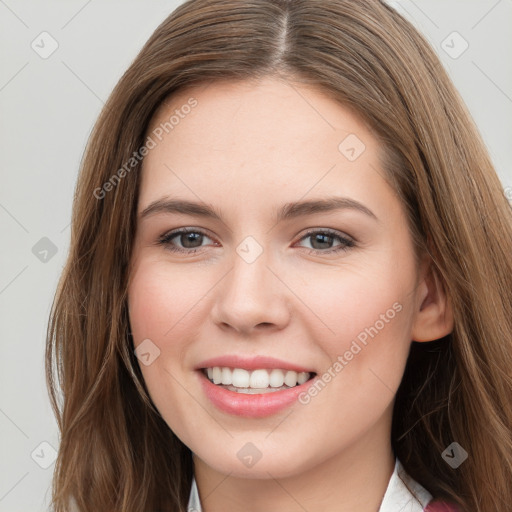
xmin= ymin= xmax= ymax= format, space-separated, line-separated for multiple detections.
xmin=211 ymin=236 xmax=290 ymax=332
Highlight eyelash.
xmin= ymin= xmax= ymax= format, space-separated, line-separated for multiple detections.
xmin=156 ymin=227 xmax=356 ymax=255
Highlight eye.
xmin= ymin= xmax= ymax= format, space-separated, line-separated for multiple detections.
xmin=295 ymin=229 xmax=355 ymax=254
xmin=156 ymin=227 xmax=355 ymax=255
xmin=156 ymin=228 xmax=216 ymax=253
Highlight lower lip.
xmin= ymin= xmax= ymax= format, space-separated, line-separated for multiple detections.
xmin=198 ymin=370 xmax=317 ymax=418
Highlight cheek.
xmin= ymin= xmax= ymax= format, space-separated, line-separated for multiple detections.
xmin=127 ymin=260 xmax=210 ymax=441
xmin=301 ymin=245 xmax=417 ymax=389
xmin=290 ymin=267 xmax=415 ymax=445
xmin=128 ymin=259 xmax=210 ymax=344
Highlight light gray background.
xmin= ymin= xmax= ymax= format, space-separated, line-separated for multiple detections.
xmin=1 ymin=1 xmax=511 ymax=510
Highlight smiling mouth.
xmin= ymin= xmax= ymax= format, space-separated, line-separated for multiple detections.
xmin=201 ymin=367 xmax=317 ymax=394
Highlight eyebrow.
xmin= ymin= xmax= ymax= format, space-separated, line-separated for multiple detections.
xmin=139 ymin=196 xmax=378 ymax=223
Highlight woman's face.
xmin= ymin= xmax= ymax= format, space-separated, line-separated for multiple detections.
xmin=128 ymin=77 xmax=425 ymax=478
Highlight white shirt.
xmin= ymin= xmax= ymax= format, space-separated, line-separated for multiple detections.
xmin=187 ymin=457 xmax=433 ymax=511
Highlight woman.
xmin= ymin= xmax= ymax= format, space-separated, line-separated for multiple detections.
xmin=46 ymin=1 xmax=512 ymax=511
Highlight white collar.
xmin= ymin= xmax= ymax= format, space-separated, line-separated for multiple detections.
xmin=187 ymin=457 xmax=433 ymax=512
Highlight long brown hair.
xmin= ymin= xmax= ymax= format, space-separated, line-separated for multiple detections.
xmin=46 ymin=1 xmax=512 ymax=510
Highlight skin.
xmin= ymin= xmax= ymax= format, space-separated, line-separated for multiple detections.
xmin=127 ymin=77 xmax=453 ymax=512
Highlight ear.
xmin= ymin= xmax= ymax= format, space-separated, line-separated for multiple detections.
xmin=411 ymin=255 xmax=454 ymax=342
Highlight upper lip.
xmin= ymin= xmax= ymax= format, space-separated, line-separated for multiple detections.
xmin=195 ymin=355 xmax=315 ymax=373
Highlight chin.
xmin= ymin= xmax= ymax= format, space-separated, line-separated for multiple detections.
xmin=193 ymin=439 xmax=316 ymax=480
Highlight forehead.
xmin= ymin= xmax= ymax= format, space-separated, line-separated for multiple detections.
xmin=147 ymin=77 xmax=375 ymax=148
xmin=139 ymin=77 xmax=396 ymax=218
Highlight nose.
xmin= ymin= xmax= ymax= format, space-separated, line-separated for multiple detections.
xmin=210 ymin=246 xmax=291 ymax=335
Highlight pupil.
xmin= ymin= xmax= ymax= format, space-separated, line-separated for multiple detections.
xmin=182 ymin=232 xmax=202 ymax=248
xmin=312 ymin=234 xmax=333 ymax=249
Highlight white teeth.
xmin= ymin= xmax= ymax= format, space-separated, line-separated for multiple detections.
xmin=249 ymin=369 xmax=269 ymax=388
xmin=269 ymin=369 xmax=285 ymax=387
xmin=297 ymin=371 xmax=309 ymax=385
xmin=284 ymin=370 xmax=298 ymax=387
xmin=221 ymin=367 xmax=232 ymax=385
xmin=204 ymin=367 xmax=312 ymax=389
xmin=231 ymin=368 xmax=250 ymax=387
xmin=212 ymin=367 xmax=222 ymax=384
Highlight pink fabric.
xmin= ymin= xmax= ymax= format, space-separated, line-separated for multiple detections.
xmin=424 ymin=501 xmax=460 ymax=512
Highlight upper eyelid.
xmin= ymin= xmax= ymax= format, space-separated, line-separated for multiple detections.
xmin=166 ymin=227 xmax=217 ymax=240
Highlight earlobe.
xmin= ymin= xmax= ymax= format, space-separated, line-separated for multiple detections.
xmin=411 ymin=259 xmax=454 ymax=343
